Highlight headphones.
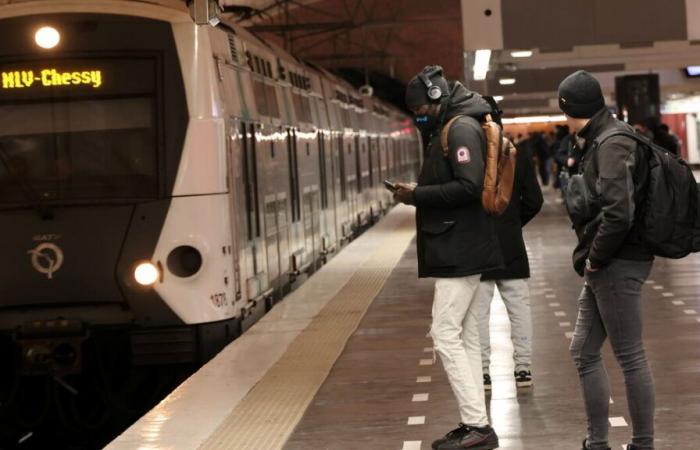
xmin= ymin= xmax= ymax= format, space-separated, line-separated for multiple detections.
xmin=418 ymin=65 xmax=446 ymax=102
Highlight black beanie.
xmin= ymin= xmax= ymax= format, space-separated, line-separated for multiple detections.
xmin=558 ymin=70 xmax=606 ymax=119
xmin=405 ymin=66 xmax=450 ymax=109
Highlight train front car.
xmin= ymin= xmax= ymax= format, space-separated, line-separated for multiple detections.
xmin=0 ymin=1 xmax=238 ymax=445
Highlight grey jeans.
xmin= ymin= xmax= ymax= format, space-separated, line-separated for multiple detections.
xmin=475 ymin=279 xmax=532 ymax=373
xmin=570 ymin=258 xmax=655 ymax=450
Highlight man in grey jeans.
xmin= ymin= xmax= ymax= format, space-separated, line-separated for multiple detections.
xmin=558 ymin=70 xmax=655 ymax=450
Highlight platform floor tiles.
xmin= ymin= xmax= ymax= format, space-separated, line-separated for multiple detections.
xmin=283 ymin=194 xmax=700 ymax=450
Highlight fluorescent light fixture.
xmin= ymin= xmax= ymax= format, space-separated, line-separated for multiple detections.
xmin=499 ymin=78 xmax=516 ymax=85
xmin=685 ymin=66 xmax=700 ymax=77
xmin=493 ymin=96 xmax=504 ymax=102
xmin=502 ymin=115 xmax=567 ymax=125
xmin=473 ymin=49 xmax=491 ymax=81
xmin=510 ymin=50 xmax=533 ymax=58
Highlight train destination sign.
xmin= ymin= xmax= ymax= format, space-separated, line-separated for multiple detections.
xmin=1 ymin=68 xmax=103 ymax=89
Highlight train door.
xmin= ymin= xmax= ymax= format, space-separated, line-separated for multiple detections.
xmin=343 ymin=136 xmax=358 ymax=239
xmin=353 ymin=135 xmax=366 ymax=228
xmin=317 ymin=130 xmax=335 ymax=259
xmin=240 ymin=122 xmax=268 ymax=302
xmin=286 ymin=129 xmax=306 ymax=284
xmin=260 ymin=129 xmax=290 ymax=298
xmin=225 ymin=121 xmax=243 ymax=306
xmin=299 ymin=136 xmax=319 ymax=272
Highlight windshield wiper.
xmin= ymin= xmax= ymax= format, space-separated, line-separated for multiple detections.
xmin=0 ymin=142 xmax=54 ymax=220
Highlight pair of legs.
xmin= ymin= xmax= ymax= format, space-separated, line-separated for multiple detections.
xmin=570 ymin=259 xmax=655 ymax=449
xmin=475 ymin=279 xmax=532 ymax=375
xmin=431 ymin=275 xmax=489 ymax=426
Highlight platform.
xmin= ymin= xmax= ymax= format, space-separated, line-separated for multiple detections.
xmin=109 ymin=192 xmax=700 ymax=450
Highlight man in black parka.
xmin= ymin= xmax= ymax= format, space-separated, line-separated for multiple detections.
xmin=393 ymin=65 xmax=502 ymax=450
xmin=474 ymin=104 xmax=543 ymax=391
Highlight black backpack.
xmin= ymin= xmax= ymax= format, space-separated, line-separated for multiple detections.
xmin=594 ymin=129 xmax=700 ymax=259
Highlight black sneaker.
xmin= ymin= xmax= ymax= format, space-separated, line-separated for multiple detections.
xmin=581 ymin=438 xmax=611 ymax=450
xmin=514 ymin=370 xmax=533 ymax=388
xmin=431 ymin=423 xmax=499 ymax=450
xmin=483 ymin=373 xmax=492 ymax=391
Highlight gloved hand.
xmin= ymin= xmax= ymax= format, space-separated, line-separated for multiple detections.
xmin=393 ymin=182 xmax=416 ymax=205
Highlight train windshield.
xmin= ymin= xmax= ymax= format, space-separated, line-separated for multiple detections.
xmin=0 ymin=57 xmax=159 ymax=204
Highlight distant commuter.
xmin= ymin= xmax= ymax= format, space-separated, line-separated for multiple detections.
xmin=634 ymin=117 xmax=680 ymax=156
xmin=394 ymin=65 xmax=501 ymax=450
xmin=558 ymin=70 xmax=656 ymax=450
xmin=475 ymin=101 xmax=543 ymax=391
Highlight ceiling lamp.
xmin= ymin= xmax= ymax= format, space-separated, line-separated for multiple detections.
xmin=493 ymin=96 xmax=504 ymax=102
xmin=510 ymin=50 xmax=533 ymax=58
xmin=499 ymin=78 xmax=516 ymax=85
xmin=473 ymin=49 xmax=491 ymax=81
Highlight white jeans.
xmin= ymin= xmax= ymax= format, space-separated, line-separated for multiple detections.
xmin=430 ymin=275 xmax=489 ymax=427
xmin=475 ymin=279 xmax=533 ymax=373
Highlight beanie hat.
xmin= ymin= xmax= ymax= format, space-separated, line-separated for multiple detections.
xmin=405 ymin=65 xmax=450 ymax=109
xmin=558 ymin=70 xmax=606 ymax=118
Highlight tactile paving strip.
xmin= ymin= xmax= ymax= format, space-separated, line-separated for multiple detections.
xmin=199 ymin=217 xmax=416 ymax=450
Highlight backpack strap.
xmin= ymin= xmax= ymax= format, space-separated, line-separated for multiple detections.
xmin=593 ymin=128 xmax=650 ymax=151
xmin=440 ymin=114 xmax=465 ymax=157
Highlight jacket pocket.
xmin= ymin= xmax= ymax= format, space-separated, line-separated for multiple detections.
xmin=421 ymin=220 xmax=460 ymax=268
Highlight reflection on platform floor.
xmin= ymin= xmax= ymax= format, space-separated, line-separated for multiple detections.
xmin=284 ymin=189 xmax=700 ymax=450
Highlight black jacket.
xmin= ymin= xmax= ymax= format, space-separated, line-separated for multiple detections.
xmin=572 ymin=108 xmax=653 ymax=275
xmin=413 ymin=82 xmax=503 ymax=278
xmin=481 ymin=144 xmax=543 ymax=280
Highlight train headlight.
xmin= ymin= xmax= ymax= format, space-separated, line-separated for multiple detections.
xmin=35 ymin=26 xmax=61 ymax=49
xmin=134 ymin=262 xmax=159 ymax=286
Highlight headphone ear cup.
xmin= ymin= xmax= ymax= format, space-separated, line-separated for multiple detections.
xmin=427 ymin=85 xmax=442 ymax=101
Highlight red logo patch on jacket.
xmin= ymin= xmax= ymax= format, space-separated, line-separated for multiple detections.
xmin=456 ymin=146 xmax=471 ymax=164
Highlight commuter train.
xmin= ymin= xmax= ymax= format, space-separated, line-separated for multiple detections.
xmin=0 ymin=0 xmax=420 ymax=383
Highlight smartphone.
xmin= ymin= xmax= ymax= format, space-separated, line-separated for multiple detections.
xmin=383 ymin=179 xmax=397 ymax=191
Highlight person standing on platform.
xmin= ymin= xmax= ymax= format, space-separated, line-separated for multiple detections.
xmin=558 ymin=70 xmax=656 ymax=450
xmin=474 ymin=102 xmax=543 ymax=390
xmin=393 ymin=65 xmax=502 ymax=450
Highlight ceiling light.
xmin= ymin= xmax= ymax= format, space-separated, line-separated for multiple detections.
xmin=35 ymin=26 xmax=60 ymax=49
xmin=473 ymin=49 xmax=491 ymax=81
xmin=501 ymin=115 xmax=567 ymax=125
xmin=510 ymin=50 xmax=533 ymax=58
xmin=493 ymin=96 xmax=504 ymax=102
xmin=499 ymin=78 xmax=516 ymax=85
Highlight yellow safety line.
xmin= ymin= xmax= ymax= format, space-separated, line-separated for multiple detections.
xmin=199 ymin=216 xmax=416 ymax=450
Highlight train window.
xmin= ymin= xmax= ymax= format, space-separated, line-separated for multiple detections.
xmin=265 ymin=61 xmax=273 ymax=79
xmin=264 ymin=84 xmax=280 ymax=118
xmin=0 ymin=96 xmax=158 ymax=203
xmin=254 ymin=56 xmax=261 ymax=74
xmin=253 ymin=79 xmax=268 ymax=116
xmin=338 ymin=138 xmax=346 ymax=201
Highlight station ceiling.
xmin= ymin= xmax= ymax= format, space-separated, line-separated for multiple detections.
xmin=228 ymin=0 xmax=700 ymax=116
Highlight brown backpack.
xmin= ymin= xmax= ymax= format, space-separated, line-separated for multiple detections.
xmin=440 ymin=114 xmax=516 ymax=215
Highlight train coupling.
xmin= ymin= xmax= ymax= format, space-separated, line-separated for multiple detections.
xmin=17 ymin=319 xmax=86 ymax=376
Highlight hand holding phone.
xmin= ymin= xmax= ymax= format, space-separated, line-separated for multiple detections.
xmin=383 ymin=179 xmax=397 ymax=191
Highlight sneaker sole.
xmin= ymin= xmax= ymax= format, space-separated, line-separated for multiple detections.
xmin=516 ymin=380 xmax=533 ymax=388
xmin=437 ymin=440 xmax=499 ymax=450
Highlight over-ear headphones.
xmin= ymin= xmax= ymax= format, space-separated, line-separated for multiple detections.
xmin=418 ymin=65 xmax=446 ymax=102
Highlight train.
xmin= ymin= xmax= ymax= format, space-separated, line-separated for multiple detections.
xmin=0 ymin=0 xmax=420 ymax=416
